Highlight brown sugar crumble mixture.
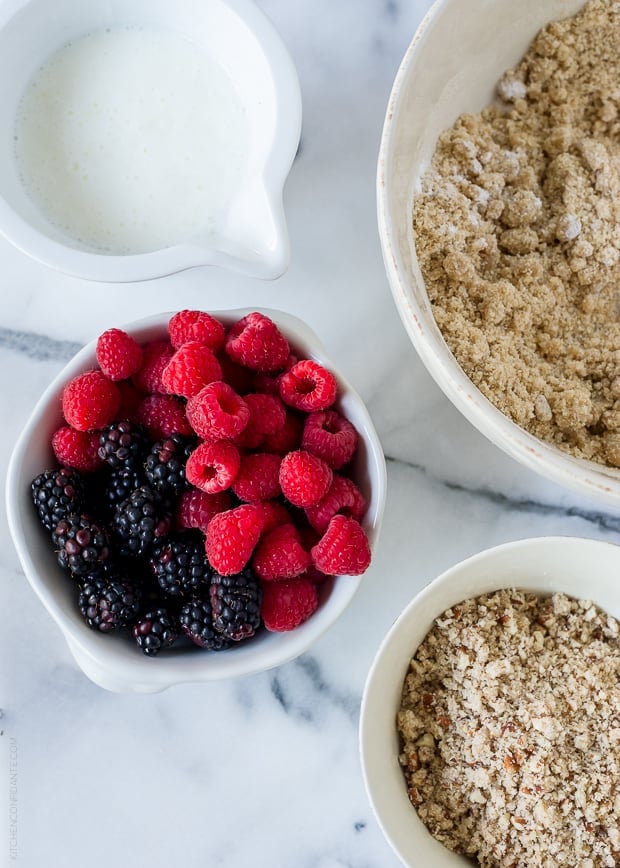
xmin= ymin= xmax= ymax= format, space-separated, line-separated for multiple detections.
xmin=414 ymin=0 xmax=620 ymax=467
xmin=397 ymin=590 xmax=620 ymax=867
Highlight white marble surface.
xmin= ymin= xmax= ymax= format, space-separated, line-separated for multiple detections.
xmin=2 ymin=1 xmax=620 ymax=866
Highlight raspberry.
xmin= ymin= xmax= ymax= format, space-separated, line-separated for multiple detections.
xmin=168 ymin=310 xmax=225 ymax=352
xmin=52 ymin=427 xmax=103 ymax=473
xmin=233 ymin=392 xmax=286 ymax=450
xmin=225 ymin=312 xmax=290 ymax=372
xmin=116 ymin=380 xmax=143 ymax=422
xmin=252 ymin=523 xmax=311 ymax=581
xmin=260 ymin=576 xmax=318 ymax=632
xmin=186 ymin=382 xmax=249 ymax=441
xmin=279 ymin=449 xmax=333 ymax=508
xmin=305 ymin=474 xmax=367 ymax=533
xmin=205 ymin=504 xmax=263 ymax=575
xmin=95 ymin=328 xmax=143 ymax=381
xmin=302 ymin=409 xmax=358 ymax=469
xmin=216 ymin=353 xmax=254 ymax=395
xmin=262 ymin=411 xmax=304 ymax=455
xmin=137 ymin=394 xmax=194 ymax=440
xmin=132 ymin=340 xmax=174 ymax=394
xmin=311 ymin=515 xmax=371 ymax=576
xmin=256 ymin=500 xmax=292 ymax=534
xmin=175 ymin=488 xmax=232 ymax=532
xmin=252 ymin=354 xmax=298 ymax=395
xmin=62 ymin=370 xmax=121 ymax=431
xmin=243 ymin=393 xmax=286 ymax=437
xmin=161 ymin=342 xmax=222 ymax=398
xmin=185 ymin=440 xmax=241 ymax=494
xmin=279 ymin=359 xmax=337 ymax=412
xmin=232 ymin=452 xmax=282 ymax=502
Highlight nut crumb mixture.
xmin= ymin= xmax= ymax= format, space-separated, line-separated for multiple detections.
xmin=414 ymin=0 xmax=620 ymax=466
xmin=397 ymin=590 xmax=620 ymax=867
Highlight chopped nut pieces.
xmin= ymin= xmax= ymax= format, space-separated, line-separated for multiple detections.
xmin=397 ymin=590 xmax=620 ymax=867
xmin=414 ymin=0 xmax=620 ymax=467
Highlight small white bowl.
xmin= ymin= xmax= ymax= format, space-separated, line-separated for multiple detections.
xmin=378 ymin=0 xmax=620 ymax=506
xmin=6 ymin=309 xmax=386 ymax=692
xmin=359 ymin=536 xmax=620 ymax=867
xmin=0 ymin=0 xmax=301 ymax=281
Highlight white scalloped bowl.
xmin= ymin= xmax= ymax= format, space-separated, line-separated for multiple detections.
xmin=378 ymin=0 xmax=620 ymax=506
xmin=6 ymin=309 xmax=386 ymax=692
xmin=360 ymin=536 xmax=620 ymax=867
xmin=0 ymin=0 xmax=301 ymax=281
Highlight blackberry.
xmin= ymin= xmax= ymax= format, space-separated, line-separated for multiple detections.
xmin=112 ymin=485 xmax=171 ymax=558
xmin=179 ymin=596 xmax=231 ymax=650
xmin=132 ymin=607 xmax=178 ymax=656
xmin=210 ymin=568 xmax=262 ymax=641
xmin=78 ymin=574 xmax=142 ymax=632
xmin=144 ymin=434 xmax=195 ymax=497
xmin=104 ymin=467 xmax=145 ymax=514
xmin=149 ymin=533 xmax=213 ymax=597
xmin=98 ymin=421 xmax=149 ymax=471
xmin=52 ymin=514 xmax=110 ymax=577
xmin=31 ymin=468 xmax=85 ymax=532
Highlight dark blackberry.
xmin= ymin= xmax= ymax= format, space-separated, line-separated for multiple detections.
xmin=31 ymin=468 xmax=86 ymax=532
xmin=78 ymin=574 xmax=142 ymax=632
xmin=112 ymin=485 xmax=171 ymax=558
xmin=179 ymin=596 xmax=231 ymax=650
xmin=149 ymin=533 xmax=213 ymax=597
xmin=52 ymin=514 xmax=111 ymax=577
xmin=132 ymin=607 xmax=178 ymax=656
xmin=210 ymin=568 xmax=262 ymax=641
xmin=144 ymin=434 xmax=195 ymax=497
xmin=98 ymin=421 xmax=149 ymax=470
xmin=104 ymin=467 xmax=145 ymax=514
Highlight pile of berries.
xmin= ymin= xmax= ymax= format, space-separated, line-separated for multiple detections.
xmin=31 ymin=310 xmax=372 ymax=657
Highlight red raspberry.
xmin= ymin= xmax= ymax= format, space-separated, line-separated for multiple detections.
xmin=302 ymin=410 xmax=358 ymax=469
xmin=62 ymin=370 xmax=121 ymax=431
xmin=252 ymin=353 xmax=298 ymax=395
xmin=137 ymin=394 xmax=194 ymax=440
xmin=244 ymin=393 xmax=286 ymax=436
xmin=305 ymin=474 xmax=367 ymax=533
xmin=225 ymin=312 xmax=290 ymax=372
xmin=95 ymin=328 xmax=143 ymax=381
xmin=256 ymin=500 xmax=292 ymax=534
xmin=185 ymin=440 xmax=241 ymax=494
xmin=252 ymin=524 xmax=311 ymax=581
xmin=261 ymin=576 xmax=318 ymax=631
xmin=133 ymin=340 xmax=174 ymax=394
xmin=279 ymin=359 xmax=337 ymax=412
xmin=168 ymin=310 xmax=225 ymax=352
xmin=51 ymin=426 xmax=103 ymax=473
xmin=175 ymin=488 xmax=232 ymax=532
xmin=161 ymin=342 xmax=222 ymax=399
xmin=232 ymin=453 xmax=282 ymax=502
xmin=234 ymin=393 xmax=286 ymax=449
xmin=311 ymin=515 xmax=371 ymax=576
xmin=116 ymin=380 xmax=143 ymax=422
xmin=262 ymin=411 xmax=304 ymax=455
xmin=216 ymin=353 xmax=254 ymax=395
xmin=186 ymin=382 xmax=249 ymax=441
xmin=279 ymin=449 xmax=333 ymax=508
xmin=205 ymin=504 xmax=264 ymax=575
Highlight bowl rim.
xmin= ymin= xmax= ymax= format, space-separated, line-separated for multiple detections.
xmin=376 ymin=0 xmax=620 ymax=506
xmin=359 ymin=534 xmax=620 ymax=867
xmin=0 ymin=0 xmax=302 ymax=282
xmin=6 ymin=307 xmax=387 ymax=691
